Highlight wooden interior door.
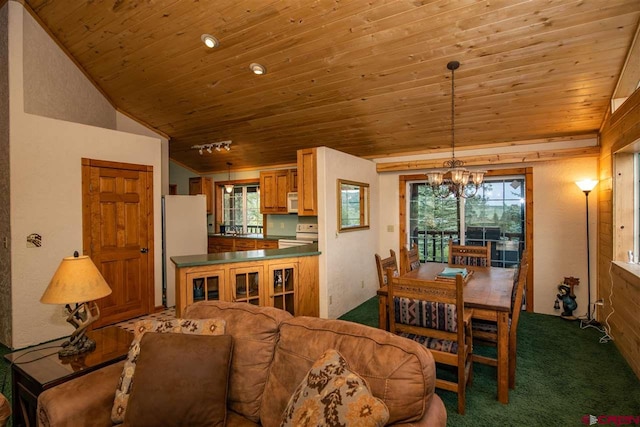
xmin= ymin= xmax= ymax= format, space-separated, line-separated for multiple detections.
xmin=82 ymin=158 xmax=154 ymax=328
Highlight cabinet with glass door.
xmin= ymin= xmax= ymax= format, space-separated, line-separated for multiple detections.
xmin=268 ymin=263 xmax=297 ymax=315
xmin=230 ymin=265 xmax=263 ymax=306
xmin=184 ymin=269 xmax=225 ymax=307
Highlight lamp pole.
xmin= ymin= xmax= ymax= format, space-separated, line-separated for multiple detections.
xmin=583 ymin=189 xmax=592 ymax=321
xmin=575 ymin=179 xmax=598 ymax=322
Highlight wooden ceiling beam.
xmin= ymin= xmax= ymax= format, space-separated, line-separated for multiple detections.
xmin=375 ymin=146 xmax=600 ymax=173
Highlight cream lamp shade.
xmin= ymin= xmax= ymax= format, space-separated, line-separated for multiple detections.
xmin=41 ymin=254 xmax=112 ymax=304
xmin=575 ymin=179 xmax=598 ymax=193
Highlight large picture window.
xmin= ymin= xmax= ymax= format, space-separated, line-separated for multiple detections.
xmin=407 ymin=175 xmax=526 ymax=268
xmin=221 ymin=184 xmax=262 ymax=234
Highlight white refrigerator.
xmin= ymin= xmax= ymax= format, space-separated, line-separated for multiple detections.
xmin=162 ymin=195 xmax=208 ymax=308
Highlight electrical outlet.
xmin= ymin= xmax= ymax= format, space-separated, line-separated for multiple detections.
xmin=280 ymin=222 xmax=285 ymax=229
xmin=387 ymin=225 xmax=394 ymax=232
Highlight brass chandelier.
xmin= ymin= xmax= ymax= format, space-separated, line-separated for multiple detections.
xmin=426 ymin=61 xmax=485 ymax=198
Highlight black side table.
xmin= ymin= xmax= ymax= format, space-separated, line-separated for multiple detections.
xmin=4 ymin=326 xmax=133 ymax=427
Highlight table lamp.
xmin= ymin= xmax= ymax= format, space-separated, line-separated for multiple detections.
xmin=40 ymin=251 xmax=112 ymax=357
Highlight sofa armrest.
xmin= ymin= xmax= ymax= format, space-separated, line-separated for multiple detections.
xmin=37 ymin=361 xmax=124 ymax=427
xmin=391 ymin=393 xmax=447 ymax=427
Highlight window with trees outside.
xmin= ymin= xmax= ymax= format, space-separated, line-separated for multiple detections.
xmin=222 ymin=185 xmax=262 ymax=234
xmin=407 ymin=175 xmax=526 ymax=268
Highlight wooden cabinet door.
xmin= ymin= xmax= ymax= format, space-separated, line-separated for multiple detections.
xmin=274 ymin=171 xmax=289 ymax=212
xmin=288 ymin=169 xmax=298 ymax=192
xmin=185 ymin=269 xmax=226 ymax=307
xmin=297 ymin=148 xmax=317 ymax=216
xmin=260 ymin=172 xmax=276 ymax=213
xmin=234 ymin=238 xmax=257 ymax=251
xmin=257 ymin=239 xmax=279 ymax=249
xmin=208 ymin=236 xmax=234 ymax=253
xmin=267 ymin=262 xmax=297 ymax=316
xmin=82 ymin=159 xmax=153 ymax=327
xmin=189 ymin=177 xmax=212 ymax=214
xmin=260 ymin=170 xmax=289 ymax=213
xmin=229 ymin=266 xmax=264 ymax=306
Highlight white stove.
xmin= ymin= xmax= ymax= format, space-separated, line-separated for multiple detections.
xmin=278 ymin=224 xmax=318 ymax=248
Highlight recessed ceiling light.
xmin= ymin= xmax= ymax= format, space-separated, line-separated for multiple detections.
xmin=249 ymin=63 xmax=266 ymax=75
xmin=201 ymin=34 xmax=219 ymax=49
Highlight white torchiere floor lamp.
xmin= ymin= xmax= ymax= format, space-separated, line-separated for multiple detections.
xmin=575 ymin=179 xmax=598 ymax=323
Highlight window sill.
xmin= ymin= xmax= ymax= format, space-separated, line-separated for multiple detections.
xmin=611 ymin=261 xmax=640 ymax=289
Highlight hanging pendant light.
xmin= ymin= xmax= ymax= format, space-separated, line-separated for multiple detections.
xmin=224 ymin=162 xmax=234 ymax=194
xmin=427 ymin=61 xmax=485 ymax=198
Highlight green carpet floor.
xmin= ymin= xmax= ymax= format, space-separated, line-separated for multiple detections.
xmin=1 ymin=299 xmax=638 ymax=427
xmin=339 ymin=296 xmax=640 ymax=426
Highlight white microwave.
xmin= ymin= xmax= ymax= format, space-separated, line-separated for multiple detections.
xmin=287 ymin=192 xmax=298 ymax=213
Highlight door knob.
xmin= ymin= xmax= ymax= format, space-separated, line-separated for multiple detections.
xmin=140 ymin=248 xmax=148 ymax=253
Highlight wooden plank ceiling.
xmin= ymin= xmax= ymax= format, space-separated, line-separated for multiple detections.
xmin=25 ymin=0 xmax=640 ymax=173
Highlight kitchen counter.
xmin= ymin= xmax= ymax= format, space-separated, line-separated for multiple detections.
xmin=208 ymin=233 xmax=294 ymax=240
xmin=172 ymin=243 xmax=320 ymax=268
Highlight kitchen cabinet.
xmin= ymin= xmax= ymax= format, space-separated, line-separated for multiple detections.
xmin=297 ymin=148 xmax=317 ymax=216
xmin=183 ymin=268 xmax=225 ymax=310
xmin=208 ymin=236 xmax=279 ymax=253
xmin=230 ymin=265 xmax=264 ymax=306
xmin=288 ymin=169 xmax=298 ymax=192
xmin=174 ymin=250 xmax=319 ymax=317
xmin=189 ymin=177 xmax=213 ymax=214
xmin=267 ymin=262 xmax=297 ymax=315
xmin=257 ymin=239 xmax=279 ymax=249
xmin=260 ymin=170 xmax=290 ymax=214
xmin=234 ymin=239 xmax=258 ymax=251
xmin=208 ymin=236 xmax=235 ymax=253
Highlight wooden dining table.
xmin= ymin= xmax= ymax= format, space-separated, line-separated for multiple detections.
xmin=377 ymin=262 xmax=516 ymax=404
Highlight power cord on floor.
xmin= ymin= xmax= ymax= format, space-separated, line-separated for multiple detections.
xmin=579 ymin=262 xmax=615 ymax=343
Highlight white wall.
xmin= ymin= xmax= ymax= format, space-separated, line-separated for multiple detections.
xmin=6 ymin=2 xmax=163 ymax=348
xmin=376 ymin=155 xmax=599 ymax=316
xmin=116 ymin=112 xmax=169 ymax=195
xmin=316 ymin=147 xmax=379 ymax=318
xmin=533 ymin=157 xmax=598 ymax=316
xmin=169 ymin=160 xmax=198 ymax=195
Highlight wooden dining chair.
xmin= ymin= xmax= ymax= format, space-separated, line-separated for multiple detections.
xmin=401 ymin=243 xmax=421 ymax=273
xmin=374 ymin=250 xmax=399 ymax=287
xmin=448 ymin=240 xmax=491 ymax=267
xmin=472 ymin=259 xmax=529 ymax=389
xmin=387 ymin=270 xmax=473 ymax=414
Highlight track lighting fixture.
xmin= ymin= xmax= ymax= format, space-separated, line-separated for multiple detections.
xmin=191 ymin=140 xmax=232 ymax=155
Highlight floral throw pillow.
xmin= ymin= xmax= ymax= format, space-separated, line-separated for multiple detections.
xmin=111 ymin=318 xmax=226 ymax=424
xmin=280 ymin=349 xmax=389 ymax=427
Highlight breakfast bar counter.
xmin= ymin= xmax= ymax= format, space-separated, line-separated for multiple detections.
xmin=172 ymin=243 xmax=320 ymax=267
xmin=171 ymin=244 xmax=320 ymax=318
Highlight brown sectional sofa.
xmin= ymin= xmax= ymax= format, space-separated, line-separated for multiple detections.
xmin=38 ymin=301 xmax=446 ymax=426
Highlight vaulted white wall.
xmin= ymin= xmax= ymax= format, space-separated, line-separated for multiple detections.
xmin=4 ymin=2 xmax=164 ymax=348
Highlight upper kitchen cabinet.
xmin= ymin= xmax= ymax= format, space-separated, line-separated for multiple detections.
xmin=288 ymin=169 xmax=298 ymax=193
xmin=260 ymin=170 xmax=290 ymax=214
xmin=297 ymin=148 xmax=317 ymax=216
xmin=189 ymin=177 xmax=213 ymax=214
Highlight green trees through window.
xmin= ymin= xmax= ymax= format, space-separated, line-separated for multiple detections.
xmin=222 ymin=185 xmax=262 ymax=234
xmin=408 ymin=176 xmax=525 ymax=267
